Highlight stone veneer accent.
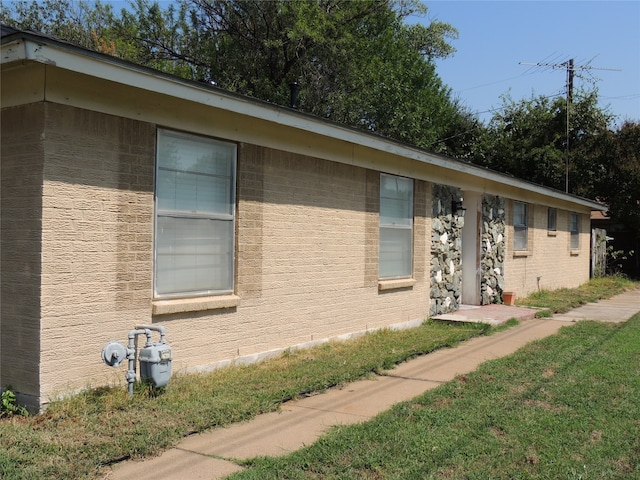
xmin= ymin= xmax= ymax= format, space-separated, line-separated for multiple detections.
xmin=430 ymin=184 xmax=463 ymax=316
xmin=481 ymin=195 xmax=506 ymax=304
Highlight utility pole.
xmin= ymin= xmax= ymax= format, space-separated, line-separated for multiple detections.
xmin=565 ymin=59 xmax=573 ymax=194
xmin=520 ymin=58 xmax=620 ymax=193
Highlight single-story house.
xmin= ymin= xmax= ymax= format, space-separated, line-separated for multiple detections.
xmin=1 ymin=26 xmax=605 ymax=411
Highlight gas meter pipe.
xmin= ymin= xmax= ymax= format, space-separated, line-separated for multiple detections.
xmin=135 ymin=325 xmax=167 ymax=344
xmin=126 ymin=328 xmax=151 ymax=397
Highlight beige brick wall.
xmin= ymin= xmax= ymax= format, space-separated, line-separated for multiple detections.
xmin=1 ymin=104 xmax=45 ymax=406
xmin=3 ymin=101 xmax=597 ymax=406
xmin=504 ymin=200 xmax=591 ymax=298
xmin=31 ymin=105 xmax=432 ymax=403
xmin=162 ymin=145 xmax=432 ymax=374
xmin=4 ymin=101 xmax=598 ymax=406
xmin=38 ymin=103 xmax=155 ymax=400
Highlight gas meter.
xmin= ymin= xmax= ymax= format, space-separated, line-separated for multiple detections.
xmin=139 ymin=343 xmax=172 ymax=388
xmin=101 ymin=325 xmax=172 ymax=396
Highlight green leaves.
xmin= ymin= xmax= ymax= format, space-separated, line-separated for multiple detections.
xmin=595 ymin=121 xmax=640 ymax=237
xmin=0 ymin=386 xmax=29 ymax=418
xmin=1 ymin=0 xmax=467 ymax=155
xmin=470 ymin=89 xmax=639 ymax=253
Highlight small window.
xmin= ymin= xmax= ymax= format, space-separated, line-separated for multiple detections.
xmin=547 ymin=207 xmax=557 ymax=232
xmin=155 ymin=129 xmax=237 ymax=297
xmin=379 ymin=173 xmax=413 ymax=279
xmin=570 ymin=212 xmax=580 ymax=249
xmin=513 ymin=201 xmax=528 ymax=250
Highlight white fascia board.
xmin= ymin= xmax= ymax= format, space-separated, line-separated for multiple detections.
xmin=1 ymin=38 xmax=28 ymax=64
xmin=5 ymin=36 xmax=605 ymax=212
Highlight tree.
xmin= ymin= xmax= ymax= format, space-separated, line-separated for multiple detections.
xmin=0 ymin=0 xmax=117 ymax=53
xmin=474 ymin=90 xmax=614 ymax=194
xmin=473 ymin=93 xmax=567 ymax=189
xmin=582 ymin=121 xmax=640 ymax=277
xmin=566 ymin=91 xmax=615 ymax=198
xmin=596 ymin=121 xmax=640 ymax=236
xmin=434 ymin=100 xmax=487 ymax=161
xmin=2 ymin=0 xmax=468 ymax=154
xmin=111 ymin=0 xmax=465 ymax=151
xmin=473 ymin=91 xmax=639 ymax=276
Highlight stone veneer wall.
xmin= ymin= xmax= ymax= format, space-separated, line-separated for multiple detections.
xmin=430 ymin=184 xmax=463 ymax=316
xmin=481 ymin=195 xmax=506 ymax=304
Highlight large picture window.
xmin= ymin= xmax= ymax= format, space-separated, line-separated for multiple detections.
xmin=379 ymin=173 xmax=413 ymax=279
xmin=513 ymin=201 xmax=528 ymax=251
xmin=155 ymin=129 xmax=236 ymax=297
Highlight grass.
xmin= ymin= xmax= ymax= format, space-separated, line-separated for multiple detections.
xmin=229 ymin=278 xmax=640 ymax=479
xmin=1 ymin=276 xmax=636 ymax=479
xmin=0 ymin=319 xmax=488 ymax=480
xmin=233 ymin=314 xmax=640 ymax=479
xmin=517 ymin=275 xmax=634 ymax=314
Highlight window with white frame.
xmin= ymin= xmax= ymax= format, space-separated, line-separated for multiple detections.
xmin=570 ymin=212 xmax=580 ymax=249
xmin=155 ymin=129 xmax=236 ymax=297
xmin=513 ymin=201 xmax=528 ymax=250
xmin=379 ymin=173 xmax=413 ymax=279
xmin=547 ymin=207 xmax=557 ymax=232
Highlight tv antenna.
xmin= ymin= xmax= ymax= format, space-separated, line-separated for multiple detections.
xmin=519 ymin=58 xmax=621 ymax=193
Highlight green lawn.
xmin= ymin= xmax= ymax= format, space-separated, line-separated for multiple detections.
xmin=0 ymin=276 xmax=636 ymax=479
xmin=233 ymin=312 xmax=640 ymax=479
xmin=0 ymin=318 xmax=488 ymax=480
xmin=230 ymin=279 xmax=640 ymax=480
xmin=517 ymin=276 xmax=635 ymax=314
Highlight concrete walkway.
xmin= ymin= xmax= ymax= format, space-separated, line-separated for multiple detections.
xmin=107 ymin=289 xmax=640 ymax=480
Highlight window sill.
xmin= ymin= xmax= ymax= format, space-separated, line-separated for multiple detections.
xmin=378 ymin=278 xmax=416 ymax=291
xmin=513 ymin=250 xmax=530 ymax=258
xmin=547 ymin=231 xmax=557 ymax=237
xmin=570 ymin=250 xmax=580 ymax=256
xmin=152 ymin=295 xmax=240 ymax=315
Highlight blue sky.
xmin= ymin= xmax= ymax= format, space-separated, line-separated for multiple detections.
xmin=48 ymin=0 xmax=639 ymax=126
xmin=414 ymin=1 xmax=640 ymax=126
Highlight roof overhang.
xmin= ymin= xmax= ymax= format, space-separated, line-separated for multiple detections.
xmin=1 ymin=28 xmax=606 ymax=212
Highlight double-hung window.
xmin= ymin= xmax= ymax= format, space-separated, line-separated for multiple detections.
xmin=570 ymin=212 xmax=580 ymax=249
xmin=547 ymin=207 xmax=557 ymax=232
xmin=379 ymin=173 xmax=413 ymax=279
xmin=155 ymin=129 xmax=236 ymax=297
xmin=513 ymin=201 xmax=528 ymax=251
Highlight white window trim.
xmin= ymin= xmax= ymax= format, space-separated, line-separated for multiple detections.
xmin=379 ymin=173 xmax=414 ymax=280
xmin=513 ymin=201 xmax=528 ymax=251
xmin=570 ymin=212 xmax=580 ymax=250
xmin=547 ymin=207 xmax=557 ymax=236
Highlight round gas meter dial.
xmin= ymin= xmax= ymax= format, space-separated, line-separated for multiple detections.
xmin=102 ymin=341 xmax=127 ymax=367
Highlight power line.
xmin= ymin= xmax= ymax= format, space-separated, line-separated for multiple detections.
xmin=457 ymin=91 xmax=565 ymax=123
xmin=520 ymin=58 xmax=620 ymax=101
xmin=431 ymin=91 xmax=568 ymax=148
xmin=519 ymin=58 xmax=621 ymax=193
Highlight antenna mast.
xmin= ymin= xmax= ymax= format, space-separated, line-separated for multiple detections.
xmin=519 ymin=58 xmax=620 ymax=193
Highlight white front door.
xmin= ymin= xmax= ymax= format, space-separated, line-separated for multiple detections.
xmin=461 ymin=191 xmax=482 ymax=305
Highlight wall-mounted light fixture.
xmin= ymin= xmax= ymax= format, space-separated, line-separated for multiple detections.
xmin=452 ymin=198 xmax=466 ymax=217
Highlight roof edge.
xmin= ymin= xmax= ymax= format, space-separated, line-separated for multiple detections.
xmin=1 ymin=25 xmax=606 ymax=211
